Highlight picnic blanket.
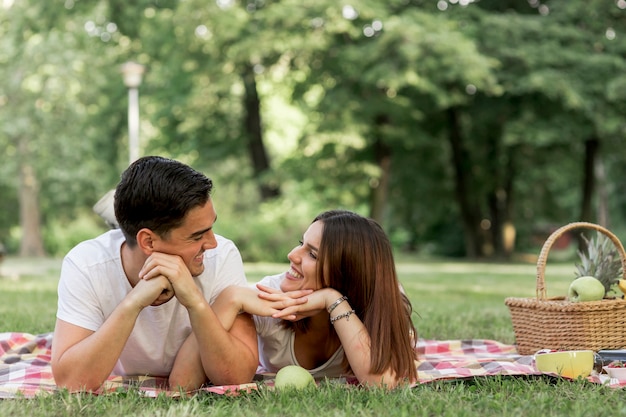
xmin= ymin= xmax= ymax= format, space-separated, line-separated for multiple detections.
xmin=0 ymin=332 xmax=616 ymax=399
xmin=415 ymin=338 xmax=540 ymax=382
xmin=0 ymin=332 xmax=257 ymax=398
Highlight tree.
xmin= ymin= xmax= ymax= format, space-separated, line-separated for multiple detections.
xmin=0 ymin=1 xmax=129 ymax=255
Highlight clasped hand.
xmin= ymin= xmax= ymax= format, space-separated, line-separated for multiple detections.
xmin=136 ymin=252 xmax=201 ymax=308
xmin=256 ymin=285 xmax=341 ymax=321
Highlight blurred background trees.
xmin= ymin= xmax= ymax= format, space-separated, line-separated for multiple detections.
xmin=1 ymin=0 xmax=625 ymax=262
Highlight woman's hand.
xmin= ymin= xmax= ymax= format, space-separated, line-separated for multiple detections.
xmin=260 ymin=287 xmax=342 ymax=321
xmin=254 ymin=284 xmax=313 ymax=319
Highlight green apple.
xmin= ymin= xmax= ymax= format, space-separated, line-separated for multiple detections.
xmin=274 ymin=365 xmax=315 ymax=390
xmin=568 ymin=276 xmax=605 ymax=302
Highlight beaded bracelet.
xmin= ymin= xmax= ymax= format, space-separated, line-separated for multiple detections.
xmin=327 ymin=295 xmax=348 ymax=314
xmin=330 ymin=309 xmax=356 ymax=324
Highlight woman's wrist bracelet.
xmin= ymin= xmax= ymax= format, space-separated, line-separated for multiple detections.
xmin=330 ymin=309 xmax=356 ymax=324
xmin=327 ymin=295 xmax=348 ymax=314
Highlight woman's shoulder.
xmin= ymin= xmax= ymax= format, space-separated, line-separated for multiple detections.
xmin=255 ymin=272 xmax=285 ymax=289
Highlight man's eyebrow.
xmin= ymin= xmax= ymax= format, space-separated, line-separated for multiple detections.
xmin=189 ymin=215 xmax=217 ymax=239
xmin=190 ymin=226 xmax=212 ymax=239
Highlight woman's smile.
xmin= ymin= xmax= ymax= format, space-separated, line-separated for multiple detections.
xmin=285 ymin=266 xmax=304 ymax=281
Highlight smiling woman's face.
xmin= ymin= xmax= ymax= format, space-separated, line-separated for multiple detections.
xmin=281 ymin=220 xmax=324 ymax=292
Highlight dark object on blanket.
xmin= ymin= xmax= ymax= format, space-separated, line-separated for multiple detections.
xmin=505 ymin=222 xmax=626 ymax=355
xmin=598 ymin=349 xmax=626 ymax=366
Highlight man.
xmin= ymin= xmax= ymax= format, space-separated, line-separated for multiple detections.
xmin=51 ymin=156 xmax=258 ymax=392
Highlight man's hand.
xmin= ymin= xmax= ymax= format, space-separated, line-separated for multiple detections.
xmin=139 ymin=252 xmax=203 ymax=308
xmin=134 ymin=275 xmax=175 ymax=307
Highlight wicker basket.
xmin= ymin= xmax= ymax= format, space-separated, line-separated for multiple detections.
xmin=505 ymin=222 xmax=626 ymax=355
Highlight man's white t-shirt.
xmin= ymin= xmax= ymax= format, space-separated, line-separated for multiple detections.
xmin=253 ymin=273 xmax=346 ymax=379
xmin=56 ymin=229 xmax=247 ymax=377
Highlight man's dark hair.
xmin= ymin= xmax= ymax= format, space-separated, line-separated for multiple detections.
xmin=114 ymin=156 xmax=213 ymax=247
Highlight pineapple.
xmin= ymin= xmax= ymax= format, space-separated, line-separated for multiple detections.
xmin=574 ymin=233 xmax=623 ymax=297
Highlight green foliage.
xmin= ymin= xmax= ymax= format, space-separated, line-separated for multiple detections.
xmin=0 ymin=260 xmax=59 ymax=333
xmin=2 ymin=0 xmax=626 ymax=260
xmin=42 ymin=211 xmax=109 ymax=257
xmin=0 ymin=184 xmax=18 ymax=251
xmin=214 ymin=191 xmax=321 ymax=263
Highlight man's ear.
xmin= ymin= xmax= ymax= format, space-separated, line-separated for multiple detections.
xmin=136 ymin=228 xmax=156 ymax=255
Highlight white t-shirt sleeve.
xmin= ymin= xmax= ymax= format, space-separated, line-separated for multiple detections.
xmin=252 ymin=274 xmax=284 ymax=334
xmin=56 ymin=255 xmax=104 ymax=332
xmin=203 ymin=235 xmax=248 ymax=304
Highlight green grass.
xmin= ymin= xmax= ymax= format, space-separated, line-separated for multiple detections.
xmin=2 ymin=256 xmax=623 ymax=417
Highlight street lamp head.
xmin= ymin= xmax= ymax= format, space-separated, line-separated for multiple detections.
xmin=121 ymin=61 xmax=145 ymax=88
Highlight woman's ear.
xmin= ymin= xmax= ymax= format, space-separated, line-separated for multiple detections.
xmin=136 ymin=228 xmax=156 ymax=255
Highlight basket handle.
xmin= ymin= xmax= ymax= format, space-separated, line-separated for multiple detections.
xmin=536 ymin=222 xmax=626 ymax=300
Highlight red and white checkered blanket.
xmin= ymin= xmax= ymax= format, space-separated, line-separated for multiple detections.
xmin=0 ymin=332 xmax=615 ymax=398
xmin=415 ymin=338 xmax=540 ymax=381
xmin=0 ymin=332 xmax=256 ymax=398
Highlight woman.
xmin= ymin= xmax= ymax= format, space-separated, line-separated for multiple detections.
xmin=213 ymin=210 xmax=418 ymax=388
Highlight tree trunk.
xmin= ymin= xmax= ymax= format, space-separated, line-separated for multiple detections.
xmin=485 ymin=129 xmax=499 ymax=258
xmin=242 ymin=65 xmax=280 ymax=201
xmin=446 ymin=107 xmax=483 ymax=258
xmin=596 ymin=156 xmax=609 ymax=227
xmin=574 ymin=136 xmax=600 ymax=251
xmin=486 ymin=131 xmax=516 ymax=259
xmin=500 ymin=145 xmax=517 ymax=258
xmin=580 ymin=137 xmax=599 ymax=223
xmin=370 ymin=116 xmax=391 ymax=225
xmin=370 ymin=136 xmax=392 ymax=225
xmin=18 ymin=136 xmax=46 ymax=257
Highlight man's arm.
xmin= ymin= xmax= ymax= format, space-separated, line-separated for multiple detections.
xmin=168 ymin=309 xmax=258 ymax=390
xmin=140 ymin=252 xmax=259 ymax=388
xmin=51 ymin=276 xmax=173 ymax=391
xmin=194 ymin=306 xmax=258 ymax=385
xmin=167 ymin=283 xmax=320 ymax=389
xmin=167 ymin=286 xmax=264 ymax=390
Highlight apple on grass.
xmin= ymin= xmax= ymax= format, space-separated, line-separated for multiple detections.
xmin=568 ymin=276 xmax=605 ymax=302
xmin=274 ymin=365 xmax=315 ymax=390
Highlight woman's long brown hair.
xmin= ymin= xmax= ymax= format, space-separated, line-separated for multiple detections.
xmin=287 ymin=210 xmax=418 ymax=382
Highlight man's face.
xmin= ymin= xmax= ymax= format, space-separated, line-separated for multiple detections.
xmin=152 ymin=199 xmax=218 ymax=277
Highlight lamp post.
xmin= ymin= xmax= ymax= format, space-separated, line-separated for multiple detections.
xmin=92 ymin=61 xmax=145 ymax=229
xmin=120 ymin=61 xmax=145 ymax=165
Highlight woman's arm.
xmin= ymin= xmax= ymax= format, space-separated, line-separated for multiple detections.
xmin=210 ymin=285 xmax=313 ymax=330
xmin=210 ymin=286 xmax=261 ymax=330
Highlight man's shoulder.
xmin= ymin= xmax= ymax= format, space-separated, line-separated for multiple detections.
xmin=68 ymin=229 xmax=124 ymax=251
xmin=214 ymin=234 xmax=236 ymax=247
xmin=204 ymin=234 xmax=240 ymax=259
xmin=65 ymin=229 xmax=124 ymax=264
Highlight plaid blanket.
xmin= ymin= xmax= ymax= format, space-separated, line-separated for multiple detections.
xmin=0 ymin=332 xmax=616 ymax=399
xmin=0 ymin=332 xmax=257 ymax=398
xmin=415 ymin=338 xmax=540 ymax=382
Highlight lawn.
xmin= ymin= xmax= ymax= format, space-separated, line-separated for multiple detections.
xmin=2 ymin=256 xmax=626 ymax=417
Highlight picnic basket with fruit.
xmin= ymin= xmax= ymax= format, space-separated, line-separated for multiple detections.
xmin=505 ymin=222 xmax=626 ymax=355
